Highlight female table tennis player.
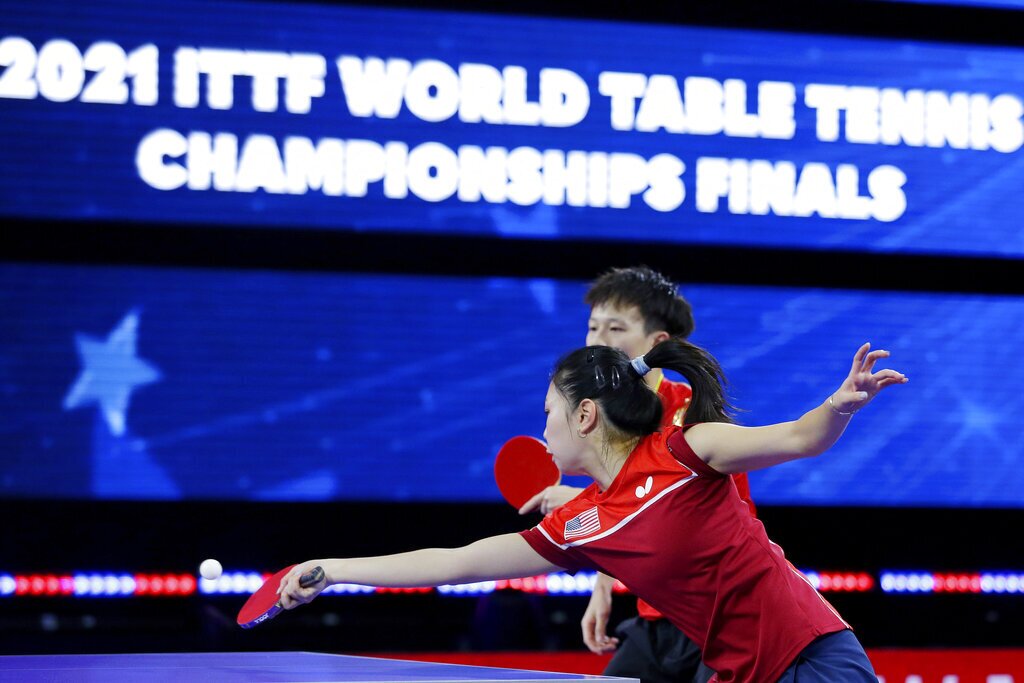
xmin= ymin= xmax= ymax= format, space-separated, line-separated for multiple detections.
xmin=279 ymin=339 xmax=906 ymax=683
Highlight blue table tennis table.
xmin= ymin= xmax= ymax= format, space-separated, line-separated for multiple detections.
xmin=0 ymin=652 xmax=639 ymax=682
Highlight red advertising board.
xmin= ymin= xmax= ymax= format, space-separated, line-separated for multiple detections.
xmin=373 ymin=649 xmax=1024 ymax=681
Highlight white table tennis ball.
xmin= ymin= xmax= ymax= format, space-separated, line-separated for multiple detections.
xmin=199 ymin=558 xmax=223 ymax=581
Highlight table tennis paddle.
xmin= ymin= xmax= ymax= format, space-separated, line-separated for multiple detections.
xmin=237 ymin=564 xmax=324 ymax=629
xmin=493 ymin=435 xmax=560 ymax=509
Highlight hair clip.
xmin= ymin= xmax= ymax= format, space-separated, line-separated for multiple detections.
xmin=586 ymin=349 xmax=596 ymax=363
xmin=610 ymin=366 xmax=621 ymax=389
xmin=594 ymin=365 xmax=607 ymax=389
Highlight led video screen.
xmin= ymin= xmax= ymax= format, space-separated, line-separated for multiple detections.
xmin=3 ymin=263 xmax=1021 ymax=507
xmin=2 ymin=0 xmax=1023 ymax=256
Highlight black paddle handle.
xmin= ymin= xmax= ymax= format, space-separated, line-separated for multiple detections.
xmin=298 ymin=565 xmax=325 ymax=588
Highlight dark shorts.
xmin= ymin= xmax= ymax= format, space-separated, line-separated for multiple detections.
xmin=776 ymin=629 xmax=877 ymax=683
xmin=603 ymin=617 xmax=714 ymax=683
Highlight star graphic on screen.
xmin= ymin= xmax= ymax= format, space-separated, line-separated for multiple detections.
xmin=63 ymin=310 xmax=162 ymax=436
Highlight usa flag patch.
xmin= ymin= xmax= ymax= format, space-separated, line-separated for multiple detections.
xmin=564 ymin=507 xmax=601 ymax=540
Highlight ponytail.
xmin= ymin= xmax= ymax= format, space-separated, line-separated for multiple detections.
xmin=643 ymin=338 xmax=734 ymax=425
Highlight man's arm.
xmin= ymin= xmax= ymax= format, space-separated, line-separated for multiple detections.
xmin=581 ymin=573 xmax=620 ymax=654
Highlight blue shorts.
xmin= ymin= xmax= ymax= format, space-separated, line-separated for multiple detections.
xmin=776 ymin=629 xmax=877 ymax=683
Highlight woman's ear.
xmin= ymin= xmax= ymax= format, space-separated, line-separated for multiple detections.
xmin=577 ymin=398 xmax=599 ymax=437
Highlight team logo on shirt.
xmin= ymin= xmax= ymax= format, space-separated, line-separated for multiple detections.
xmin=635 ymin=475 xmax=654 ymax=499
xmin=564 ymin=507 xmax=601 ymax=540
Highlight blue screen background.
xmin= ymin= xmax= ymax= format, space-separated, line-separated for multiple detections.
xmin=2 ymin=263 xmax=1021 ymax=507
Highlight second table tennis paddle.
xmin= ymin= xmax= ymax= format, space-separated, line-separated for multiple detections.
xmin=493 ymin=435 xmax=560 ymax=509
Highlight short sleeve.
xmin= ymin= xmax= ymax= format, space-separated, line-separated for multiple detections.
xmin=666 ymin=427 xmax=727 ymax=479
xmin=519 ymin=528 xmax=586 ymax=573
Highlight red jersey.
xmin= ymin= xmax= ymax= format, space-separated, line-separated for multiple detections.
xmin=520 ymin=427 xmax=847 ymax=683
xmin=638 ymin=379 xmax=756 ymax=621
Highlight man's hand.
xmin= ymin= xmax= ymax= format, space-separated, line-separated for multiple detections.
xmin=518 ymin=485 xmax=584 ymax=515
xmin=581 ymin=573 xmax=619 ymax=654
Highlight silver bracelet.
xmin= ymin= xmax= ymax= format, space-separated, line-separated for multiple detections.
xmin=828 ymin=394 xmax=855 ymax=416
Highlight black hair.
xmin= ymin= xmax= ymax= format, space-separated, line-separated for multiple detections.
xmin=584 ymin=266 xmax=695 ymax=339
xmin=551 ymin=339 xmax=733 ymax=438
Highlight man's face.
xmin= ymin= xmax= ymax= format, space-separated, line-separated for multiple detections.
xmin=586 ymin=303 xmax=663 ymax=359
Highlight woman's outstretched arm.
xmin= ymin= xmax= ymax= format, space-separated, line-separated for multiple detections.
xmin=277 ymin=533 xmax=562 ymax=610
xmin=687 ymin=343 xmax=908 ymax=474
